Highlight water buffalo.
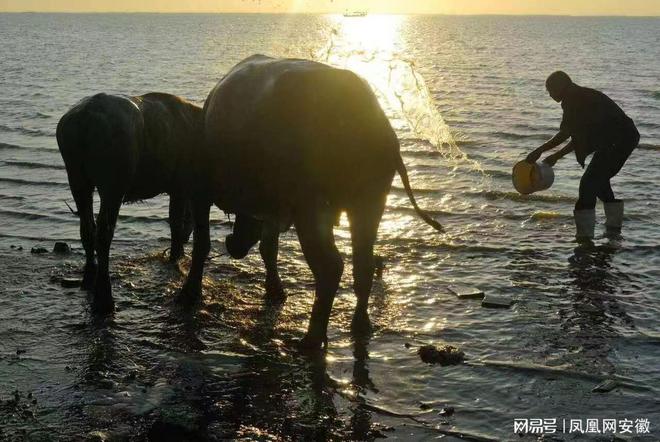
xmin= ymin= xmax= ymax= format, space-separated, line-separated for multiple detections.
xmin=182 ymin=55 xmax=443 ymax=349
xmin=57 ymin=92 xmax=202 ymax=313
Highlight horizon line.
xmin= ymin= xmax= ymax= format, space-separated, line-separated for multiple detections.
xmin=2 ymin=11 xmax=659 ymax=17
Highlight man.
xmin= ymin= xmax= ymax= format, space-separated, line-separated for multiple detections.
xmin=526 ymin=71 xmax=639 ymax=241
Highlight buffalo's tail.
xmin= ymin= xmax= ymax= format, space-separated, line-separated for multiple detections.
xmin=395 ymin=153 xmax=444 ymax=232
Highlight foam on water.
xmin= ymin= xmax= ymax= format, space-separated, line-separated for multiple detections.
xmin=528 ymin=211 xmax=568 ymax=223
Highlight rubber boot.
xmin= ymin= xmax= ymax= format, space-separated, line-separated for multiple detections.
xmin=574 ymin=209 xmax=596 ymax=242
xmin=604 ymin=200 xmax=624 ymax=235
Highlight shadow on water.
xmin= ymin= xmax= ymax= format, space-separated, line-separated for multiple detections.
xmin=185 ymin=293 xmax=343 ymax=440
xmin=555 ymin=241 xmax=635 ymax=373
xmin=0 ymin=247 xmax=408 ymax=441
xmin=348 ymin=336 xmax=378 ymax=441
xmin=0 ymin=248 xmax=530 ymax=441
xmin=146 ymin=287 xmax=407 ymax=440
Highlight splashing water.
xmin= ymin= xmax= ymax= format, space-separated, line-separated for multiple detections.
xmin=309 ymin=21 xmax=485 ymax=176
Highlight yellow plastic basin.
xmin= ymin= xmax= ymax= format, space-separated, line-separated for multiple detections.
xmin=512 ymin=160 xmax=554 ymax=195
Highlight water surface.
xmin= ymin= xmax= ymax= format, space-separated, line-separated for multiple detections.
xmin=1 ymin=13 xmax=659 ymax=440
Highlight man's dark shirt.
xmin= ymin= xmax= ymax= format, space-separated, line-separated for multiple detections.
xmin=560 ymin=84 xmax=638 ymax=167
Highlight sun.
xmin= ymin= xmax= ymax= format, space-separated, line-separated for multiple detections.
xmin=328 ymin=14 xmax=404 ymax=56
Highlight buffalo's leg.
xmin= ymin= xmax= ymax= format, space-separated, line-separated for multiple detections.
xmin=296 ymin=207 xmax=344 ymax=350
xmin=70 ymin=180 xmax=97 ymax=289
xmin=260 ymin=220 xmax=283 ymax=299
xmin=168 ymin=195 xmax=187 ymax=261
xmin=182 ymin=201 xmax=194 ymax=244
xmin=180 ymin=200 xmax=211 ymax=302
xmin=348 ymin=195 xmax=386 ymax=335
xmin=93 ymin=192 xmax=122 ymax=314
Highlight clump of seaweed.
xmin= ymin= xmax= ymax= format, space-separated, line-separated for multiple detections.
xmin=417 ymin=344 xmax=465 ymax=365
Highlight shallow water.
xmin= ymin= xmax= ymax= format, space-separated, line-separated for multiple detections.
xmin=1 ymin=13 xmax=659 ymax=441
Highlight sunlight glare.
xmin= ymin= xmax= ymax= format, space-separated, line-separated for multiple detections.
xmin=329 ymin=14 xmax=403 ymax=54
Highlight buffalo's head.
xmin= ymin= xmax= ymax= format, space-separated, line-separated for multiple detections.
xmin=225 ymin=213 xmax=262 ymax=259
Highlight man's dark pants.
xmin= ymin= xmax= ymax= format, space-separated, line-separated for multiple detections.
xmin=576 ymin=129 xmax=640 ymax=210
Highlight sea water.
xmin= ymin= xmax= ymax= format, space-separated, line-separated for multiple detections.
xmin=1 ymin=13 xmax=659 ymax=440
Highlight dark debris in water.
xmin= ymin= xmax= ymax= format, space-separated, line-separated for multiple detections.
xmin=61 ymin=277 xmax=82 ymax=288
xmin=481 ymin=293 xmax=513 ymax=308
xmin=438 ymin=406 xmax=454 ymax=417
xmin=419 ymin=402 xmax=432 ymax=410
xmin=1 ymin=389 xmax=39 ymax=423
xmin=592 ymin=379 xmax=619 ymax=393
xmin=417 ymin=344 xmax=465 ymax=365
xmin=53 ymin=241 xmax=71 ymax=254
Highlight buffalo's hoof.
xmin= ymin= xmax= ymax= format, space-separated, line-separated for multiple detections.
xmin=169 ymin=246 xmax=185 ymax=262
xmin=91 ymin=295 xmax=115 ymax=315
xmin=81 ymin=265 xmax=97 ymax=290
xmin=177 ymin=281 xmax=202 ymax=308
xmin=180 ymin=280 xmax=201 ymax=297
xmin=82 ymin=274 xmax=95 ymax=291
xmin=351 ymin=309 xmax=373 ymax=337
xmin=265 ymin=277 xmax=285 ymax=302
xmin=297 ymin=334 xmax=327 ymax=354
xmin=173 ymin=295 xmax=201 ymax=314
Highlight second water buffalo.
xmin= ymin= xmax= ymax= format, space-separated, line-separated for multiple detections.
xmin=57 ymin=92 xmax=202 ymax=313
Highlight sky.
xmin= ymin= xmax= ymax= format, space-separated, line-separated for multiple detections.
xmin=1 ymin=0 xmax=660 ymax=15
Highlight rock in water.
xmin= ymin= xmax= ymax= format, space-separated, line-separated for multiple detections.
xmin=418 ymin=344 xmax=465 ymax=365
xmin=87 ymin=431 xmax=110 ymax=442
xmin=61 ymin=277 xmax=82 ymax=288
xmin=439 ymin=406 xmax=455 ymax=416
xmin=481 ymin=294 xmax=512 ymax=308
xmin=592 ymin=379 xmax=619 ymax=393
xmin=53 ymin=242 xmax=70 ymax=254
xmin=448 ymin=284 xmax=484 ymax=299
xmin=31 ymin=247 xmax=48 ymax=254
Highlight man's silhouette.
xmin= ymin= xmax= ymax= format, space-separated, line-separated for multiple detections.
xmin=527 ymin=71 xmax=639 ymax=241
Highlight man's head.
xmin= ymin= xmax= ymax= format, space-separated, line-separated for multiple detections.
xmin=545 ymin=71 xmax=572 ymax=102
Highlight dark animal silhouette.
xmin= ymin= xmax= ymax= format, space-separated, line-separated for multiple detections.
xmin=57 ymin=92 xmax=202 ymax=313
xmin=181 ymin=55 xmax=443 ymax=349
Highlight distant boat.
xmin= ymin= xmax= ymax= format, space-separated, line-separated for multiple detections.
xmin=343 ymin=10 xmax=368 ymax=17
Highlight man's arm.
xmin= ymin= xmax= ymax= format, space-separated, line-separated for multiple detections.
xmin=526 ymin=130 xmax=570 ymax=163
xmin=543 ymin=140 xmax=575 ymax=166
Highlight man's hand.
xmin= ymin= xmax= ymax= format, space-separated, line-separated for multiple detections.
xmin=543 ymin=140 xmax=574 ymax=167
xmin=526 ymin=148 xmax=543 ymax=163
xmin=527 ymin=131 xmax=570 ymax=164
